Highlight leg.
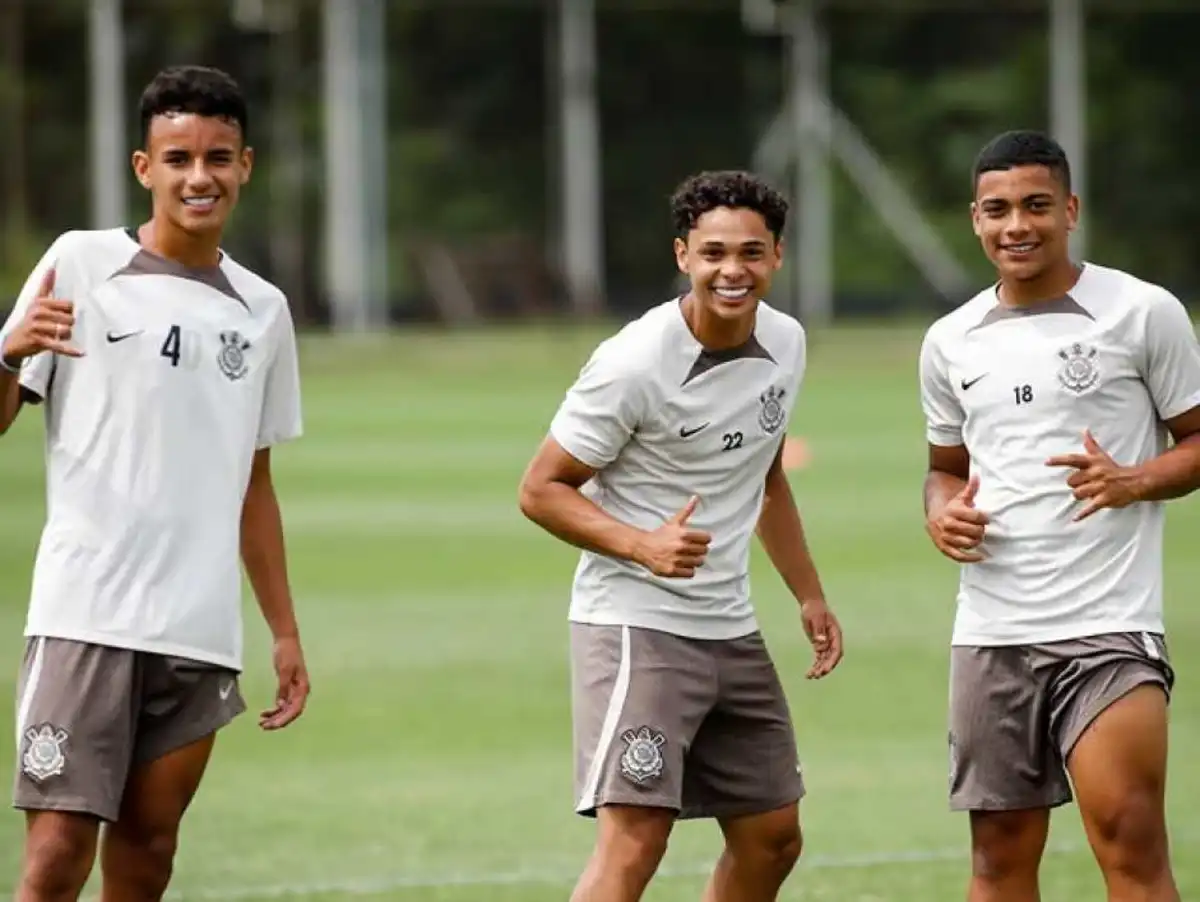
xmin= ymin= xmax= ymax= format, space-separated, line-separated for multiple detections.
xmin=99 ymin=734 xmax=216 ymax=902
xmin=568 ymin=624 xmax=715 ymax=900
xmin=948 ymin=645 xmax=1070 ymax=902
xmin=12 ymin=638 xmax=138 ymax=901
xmin=967 ymin=809 xmax=1051 ymax=902
xmin=15 ymin=812 xmax=100 ymax=902
xmin=100 ymin=652 xmax=245 ymax=902
xmin=703 ymin=804 xmax=802 ymax=902
xmin=570 ymin=804 xmax=676 ymax=902
xmin=687 ymin=633 xmax=804 ymax=902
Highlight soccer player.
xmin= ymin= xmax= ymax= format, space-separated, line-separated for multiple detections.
xmin=518 ymin=170 xmax=844 ymax=902
xmin=920 ymin=129 xmax=1200 ymax=902
xmin=0 ymin=66 xmax=309 ymax=901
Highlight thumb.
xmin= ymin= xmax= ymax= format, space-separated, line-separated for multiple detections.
xmin=38 ymin=266 xmax=56 ymax=297
xmin=671 ymin=495 xmax=699 ymax=525
xmin=961 ymin=473 xmax=980 ymax=506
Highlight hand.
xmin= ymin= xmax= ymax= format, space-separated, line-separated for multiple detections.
xmin=634 ymin=495 xmax=712 ymax=578
xmin=1046 ymin=430 xmax=1141 ymax=521
xmin=260 ymin=635 xmax=310 ymax=730
xmin=800 ymin=599 xmax=843 ymax=679
xmin=0 ymin=268 xmax=84 ymax=365
xmin=926 ymin=474 xmax=989 ymax=563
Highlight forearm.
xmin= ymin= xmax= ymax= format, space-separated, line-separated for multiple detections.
xmin=756 ymin=470 xmax=826 ymax=602
xmin=0 ymin=370 xmax=21 ymax=435
xmin=241 ymin=482 xmax=300 ymax=639
xmin=924 ymin=469 xmax=967 ymax=519
xmin=520 ymin=482 xmax=646 ymax=564
xmin=1132 ymin=434 xmax=1200 ymax=502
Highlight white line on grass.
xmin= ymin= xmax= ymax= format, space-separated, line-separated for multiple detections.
xmin=157 ymin=843 xmax=1087 ymax=900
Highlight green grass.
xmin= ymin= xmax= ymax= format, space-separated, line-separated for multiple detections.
xmin=1 ymin=322 xmax=1198 ymax=900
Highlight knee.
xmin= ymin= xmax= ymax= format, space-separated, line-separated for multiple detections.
xmin=22 ymin=820 xmax=96 ymax=897
xmin=595 ymin=806 xmax=672 ymax=879
xmin=970 ymin=811 xmax=1046 ymax=883
xmin=106 ymin=820 xmax=179 ymax=893
xmin=1088 ymin=792 xmax=1169 ymax=879
xmin=726 ymin=810 xmax=804 ymax=875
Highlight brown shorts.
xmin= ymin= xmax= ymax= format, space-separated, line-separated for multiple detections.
xmin=13 ymin=637 xmax=246 ymax=822
xmin=571 ymin=623 xmax=804 ymax=820
xmin=948 ymin=631 xmax=1174 ymax=812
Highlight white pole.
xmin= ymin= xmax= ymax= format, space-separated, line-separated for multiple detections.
xmin=1050 ymin=0 xmax=1086 ymax=259
xmin=89 ymin=0 xmax=126 ymax=229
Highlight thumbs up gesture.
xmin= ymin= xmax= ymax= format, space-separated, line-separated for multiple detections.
xmin=634 ymin=495 xmax=712 ymax=578
xmin=926 ymin=474 xmax=989 ymax=563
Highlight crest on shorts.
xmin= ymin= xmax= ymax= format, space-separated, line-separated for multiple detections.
xmin=619 ymin=726 xmax=667 ymax=785
xmin=1056 ymin=342 xmax=1099 ymax=394
xmin=21 ymin=723 xmax=68 ymax=783
xmin=217 ymin=330 xmax=251 ymax=381
xmin=758 ymin=385 xmax=787 ymax=434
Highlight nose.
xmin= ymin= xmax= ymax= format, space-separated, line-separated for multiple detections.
xmin=186 ymin=159 xmax=215 ymax=190
xmin=1002 ymin=208 xmax=1032 ymax=239
xmin=718 ymin=259 xmax=748 ymax=282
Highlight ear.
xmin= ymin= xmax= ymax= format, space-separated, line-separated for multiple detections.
xmin=772 ymin=237 xmax=786 ymax=271
xmin=131 ymin=150 xmax=152 ymax=190
xmin=1064 ymin=192 xmax=1080 ymax=232
xmin=674 ymin=237 xmax=688 ymax=274
xmin=969 ymin=201 xmax=982 ymax=238
xmin=239 ymin=145 xmax=255 ymax=185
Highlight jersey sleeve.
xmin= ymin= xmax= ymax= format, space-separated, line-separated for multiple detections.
xmin=0 ymin=233 xmax=78 ymax=403
xmin=1141 ymin=287 xmax=1200 ymax=422
xmin=919 ymin=326 xmax=966 ymax=447
xmin=256 ymin=301 xmax=303 ymax=449
xmin=549 ymin=338 xmax=647 ymax=469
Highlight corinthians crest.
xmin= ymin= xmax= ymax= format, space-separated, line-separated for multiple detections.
xmin=1056 ymin=342 xmax=1099 ymax=394
xmin=758 ymin=385 xmax=787 ymax=434
xmin=217 ymin=330 xmax=251 ymax=381
xmin=619 ymin=726 xmax=667 ymax=785
xmin=22 ymin=723 xmax=68 ymax=783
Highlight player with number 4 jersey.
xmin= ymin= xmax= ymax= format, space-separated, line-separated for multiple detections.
xmin=0 ymin=66 xmax=309 ymax=902
xmin=920 ymin=130 xmax=1200 ymax=902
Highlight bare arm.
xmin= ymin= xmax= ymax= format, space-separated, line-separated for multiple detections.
xmin=1131 ymin=407 xmax=1200 ymax=501
xmin=518 ymin=437 xmax=646 ymax=563
xmin=0 ymin=368 xmax=23 ymax=435
xmin=241 ymin=448 xmax=309 ymax=730
xmin=924 ymin=443 xmax=970 ymax=519
xmin=241 ymin=448 xmax=300 ymax=640
xmin=756 ymin=445 xmax=826 ymax=603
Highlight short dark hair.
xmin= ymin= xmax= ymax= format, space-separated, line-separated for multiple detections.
xmin=671 ymin=170 xmax=789 ymax=241
xmin=139 ymin=65 xmax=249 ymax=146
xmin=973 ymin=130 xmax=1071 ymax=192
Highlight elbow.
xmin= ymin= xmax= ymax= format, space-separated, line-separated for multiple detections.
xmin=518 ymin=478 xmax=545 ymax=523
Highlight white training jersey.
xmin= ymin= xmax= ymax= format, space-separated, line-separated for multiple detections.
xmin=920 ymin=262 xmax=1200 ymax=646
xmin=0 ymin=228 xmax=303 ymax=670
xmin=548 ymin=298 xmax=806 ymax=640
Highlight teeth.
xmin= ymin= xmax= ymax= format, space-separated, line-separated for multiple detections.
xmin=183 ymin=197 xmax=217 ymax=207
xmin=714 ymin=287 xmax=751 ymax=299
xmin=1007 ymin=244 xmax=1035 ymax=252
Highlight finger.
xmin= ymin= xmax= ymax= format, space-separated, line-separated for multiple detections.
xmin=43 ymin=342 xmax=85 ymax=358
xmin=1072 ymin=481 xmax=1103 ymax=501
xmin=1082 ymin=429 xmax=1106 ymax=457
xmin=944 ymin=517 xmax=987 ymax=538
xmin=34 ymin=298 xmax=74 ymax=314
xmin=960 ymin=473 xmax=980 ymax=506
xmin=1045 ymin=453 xmax=1091 ymax=469
xmin=261 ymin=683 xmax=308 ymax=729
xmin=941 ymin=544 xmax=985 ymax=563
xmin=682 ymin=529 xmax=712 ymax=545
xmin=32 ymin=307 xmax=75 ymax=325
xmin=1074 ymin=497 xmax=1106 ymax=522
xmin=37 ymin=267 xmax=55 ymax=298
xmin=947 ymin=507 xmax=989 ymax=526
xmin=670 ymin=495 xmax=699 ymax=525
xmin=941 ymin=531 xmax=983 ymax=550
xmin=666 ymin=565 xmax=696 ymax=578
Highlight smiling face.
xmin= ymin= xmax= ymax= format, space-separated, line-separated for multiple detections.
xmin=972 ymin=163 xmax=1078 ymax=285
xmin=673 ymin=206 xmax=783 ymax=322
xmin=132 ymin=112 xmax=253 ymax=240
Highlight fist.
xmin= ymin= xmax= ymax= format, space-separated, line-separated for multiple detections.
xmin=635 ymin=495 xmax=712 ymax=578
xmin=927 ymin=474 xmax=989 ymax=564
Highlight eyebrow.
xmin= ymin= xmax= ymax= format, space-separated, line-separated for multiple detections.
xmin=699 ymin=239 xmax=768 ymax=248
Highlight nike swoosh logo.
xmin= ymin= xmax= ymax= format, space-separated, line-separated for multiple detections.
xmin=961 ymin=374 xmax=987 ymax=390
xmin=679 ymin=423 xmax=710 ymax=438
xmin=106 ymin=330 xmax=143 ymax=343
xmin=219 ymin=682 xmax=234 ymax=701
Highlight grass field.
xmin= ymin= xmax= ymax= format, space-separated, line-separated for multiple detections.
xmin=0 ymin=322 xmax=1198 ymax=901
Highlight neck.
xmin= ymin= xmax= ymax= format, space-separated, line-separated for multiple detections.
xmin=681 ymin=293 xmax=755 ymax=351
xmin=998 ymin=258 xmax=1083 ymax=307
xmin=137 ymin=218 xmax=222 ymax=269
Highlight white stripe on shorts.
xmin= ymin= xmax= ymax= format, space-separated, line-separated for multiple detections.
xmin=576 ymin=625 xmax=632 ymax=812
xmin=15 ymin=636 xmax=46 ymax=749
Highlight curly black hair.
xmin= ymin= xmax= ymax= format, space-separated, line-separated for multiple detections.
xmin=670 ymin=170 xmax=789 ymax=241
xmin=139 ymin=65 xmax=249 ymax=147
xmin=973 ymin=130 xmax=1071 ymax=192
